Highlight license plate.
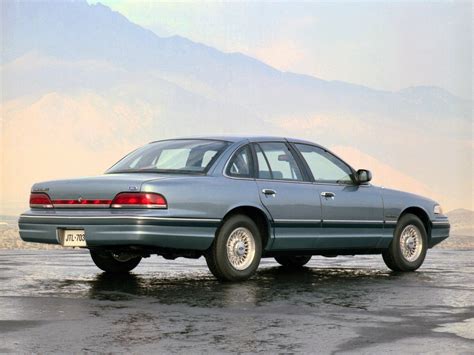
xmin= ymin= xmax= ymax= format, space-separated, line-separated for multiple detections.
xmin=60 ymin=229 xmax=87 ymax=247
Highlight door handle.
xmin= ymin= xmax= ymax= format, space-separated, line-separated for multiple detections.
xmin=262 ymin=188 xmax=277 ymax=196
xmin=321 ymin=191 xmax=335 ymax=199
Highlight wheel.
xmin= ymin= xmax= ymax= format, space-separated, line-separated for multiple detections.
xmin=90 ymin=250 xmax=141 ymax=273
xmin=274 ymin=255 xmax=311 ymax=268
xmin=205 ymin=214 xmax=262 ymax=281
xmin=382 ymin=213 xmax=428 ymax=272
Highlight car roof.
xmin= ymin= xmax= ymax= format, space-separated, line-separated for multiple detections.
xmin=150 ymin=135 xmax=319 ymax=145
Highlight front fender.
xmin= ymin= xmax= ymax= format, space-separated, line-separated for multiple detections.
xmin=381 ymin=187 xmax=439 ymax=222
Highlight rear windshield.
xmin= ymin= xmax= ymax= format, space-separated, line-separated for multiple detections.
xmin=107 ymin=139 xmax=230 ymax=174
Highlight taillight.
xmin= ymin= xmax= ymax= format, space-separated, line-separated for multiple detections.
xmin=111 ymin=192 xmax=167 ymax=209
xmin=30 ymin=192 xmax=54 ymax=209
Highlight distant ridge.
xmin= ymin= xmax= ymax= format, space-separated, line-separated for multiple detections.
xmin=2 ymin=0 xmax=469 ymax=112
xmin=446 ymin=209 xmax=474 ymax=234
xmin=1 ymin=0 xmax=472 ymax=215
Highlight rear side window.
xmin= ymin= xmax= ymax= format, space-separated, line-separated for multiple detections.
xmin=226 ymin=145 xmax=253 ymax=178
xmin=256 ymin=142 xmax=303 ymax=181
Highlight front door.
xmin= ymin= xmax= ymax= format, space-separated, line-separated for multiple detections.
xmin=253 ymin=142 xmax=321 ymax=251
xmin=293 ymin=143 xmax=384 ymax=250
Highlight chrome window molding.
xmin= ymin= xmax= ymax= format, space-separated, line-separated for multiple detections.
xmin=254 ymin=177 xmax=313 ymax=185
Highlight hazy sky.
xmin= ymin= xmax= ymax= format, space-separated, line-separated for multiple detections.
xmin=88 ymin=0 xmax=472 ymax=99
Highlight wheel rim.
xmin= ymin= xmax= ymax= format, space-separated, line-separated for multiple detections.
xmin=226 ymin=227 xmax=256 ymax=271
xmin=399 ymin=224 xmax=423 ymax=262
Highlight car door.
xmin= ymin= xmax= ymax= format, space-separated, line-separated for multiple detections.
xmin=293 ymin=143 xmax=384 ymax=249
xmin=252 ymin=141 xmax=322 ymax=251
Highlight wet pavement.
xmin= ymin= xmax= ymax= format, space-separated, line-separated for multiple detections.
xmin=0 ymin=249 xmax=473 ymax=353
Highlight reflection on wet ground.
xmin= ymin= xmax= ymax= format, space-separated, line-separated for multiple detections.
xmin=0 ymin=250 xmax=473 ymax=353
xmin=88 ymin=268 xmax=382 ymax=309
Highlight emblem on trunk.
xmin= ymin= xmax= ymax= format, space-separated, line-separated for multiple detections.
xmin=129 ymin=186 xmax=138 ymax=191
xmin=78 ymin=197 xmax=83 ymax=203
xmin=33 ymin=187 xmax=49 ymax=192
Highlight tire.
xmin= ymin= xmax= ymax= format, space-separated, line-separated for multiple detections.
xmin=274 ymin=255 xmax=311 ymax=268
xmin=205 ymin=214 xmax=262 ymax=281
xmin=90 ymin=250 xmax=141 ymax=273
xmin=382 ymin=213 xmax=428 ymax=272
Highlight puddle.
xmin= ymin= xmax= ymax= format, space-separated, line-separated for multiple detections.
xmin=434 ymin=318 xmax=474 ymax=340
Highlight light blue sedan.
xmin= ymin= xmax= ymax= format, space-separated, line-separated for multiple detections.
xmin=19 ymin=137 xmax=450 ymax=281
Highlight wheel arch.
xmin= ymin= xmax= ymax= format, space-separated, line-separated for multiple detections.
xmin=218 ymin=205 xmax=273 ymax=250
xmin=398 ymin=206 xmax=432 ymax=241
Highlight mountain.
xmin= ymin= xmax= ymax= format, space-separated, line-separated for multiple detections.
xmin=3 ymin=1 xmax=470 ymax=122
xmin=435 ymin=209 xmax=474 ymax=250
xmin=1 ymin=0 xmax=472 ymax=215
xmin=446 ymin=209 xmax=474 ymax=235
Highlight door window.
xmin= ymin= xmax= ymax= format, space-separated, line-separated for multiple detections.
xmin=254 ymin=144 xmax=272 ymax=179
xmin=295 ymin=144 xmax=353 ymax=183
xmin=256 ymin=142 xmax=303 ymax=181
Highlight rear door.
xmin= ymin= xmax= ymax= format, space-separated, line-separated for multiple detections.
xmin=293 ymin=143 xmax=384 ymax=249
xmin=252 ymin=141 xmax=322 ymax=251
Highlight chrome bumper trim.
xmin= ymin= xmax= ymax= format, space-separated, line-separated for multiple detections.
xmin=20 ymin=215 xmax=220 ymax=223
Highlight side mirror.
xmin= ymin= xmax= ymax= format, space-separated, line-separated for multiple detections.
xmin=356 ymin=169 xmax=372 ymax=184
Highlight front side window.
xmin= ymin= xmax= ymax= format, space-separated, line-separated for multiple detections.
xmin=226 ymin=145 xmax=252 ymax=178
xmin=295 ymin=144 xmax=353 ymax=183
xmin=107 ymin=139 xmax=230 ymax=174
xmin=256 ymin=142 xmax=303 ymax=181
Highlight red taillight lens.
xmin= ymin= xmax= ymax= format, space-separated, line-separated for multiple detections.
xmin=52 ymin=199 xmax=112 ymax=207
xmin=111 ymin=192 xmax=167 ymax=209
xmin=30 ymin=192 xmax=54 ymax=208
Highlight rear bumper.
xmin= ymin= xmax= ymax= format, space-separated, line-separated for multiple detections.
xmin=18 ymin=212 xmax=220 ymax=250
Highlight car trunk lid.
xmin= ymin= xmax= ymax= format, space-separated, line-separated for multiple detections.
xmin=32 ymin=173 xmax=173 ymax=208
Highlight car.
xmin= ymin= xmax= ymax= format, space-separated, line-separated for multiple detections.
xmin=19 ymin=136 xmax=450 ymax=281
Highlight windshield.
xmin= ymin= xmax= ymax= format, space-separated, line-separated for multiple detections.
xmin=107 ymin=139 xmax=230 ymax=174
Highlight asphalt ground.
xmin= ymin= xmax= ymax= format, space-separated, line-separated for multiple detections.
xmin=0 ymin=249 xmax=473 ymax=354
